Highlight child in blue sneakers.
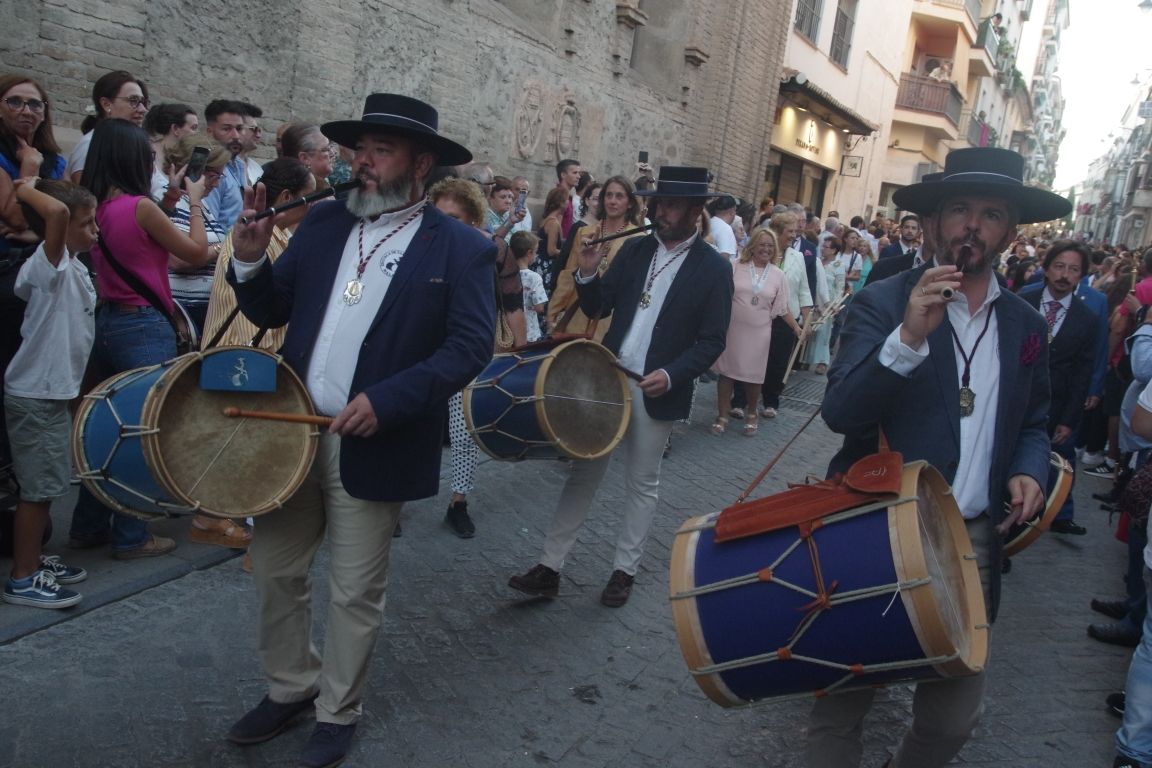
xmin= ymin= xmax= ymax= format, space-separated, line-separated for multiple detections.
xmin=2 ymin=174 xmax=98 ymax=609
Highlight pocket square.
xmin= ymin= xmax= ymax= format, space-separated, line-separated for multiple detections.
xmin=1019 ymin=332 xmax=1040 ymax=366
xmin=428 ymin=277 xmax=444 ymax=283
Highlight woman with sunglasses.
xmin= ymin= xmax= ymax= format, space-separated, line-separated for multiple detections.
xmin=0 ymin=75 xmax=67 ymax=254
xmin=65 ymin=70 xmax=149 ymax=183
xmin=67 ymin=119 xmax=213 ymax=559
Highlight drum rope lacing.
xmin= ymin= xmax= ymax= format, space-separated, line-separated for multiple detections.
xmin=77 ymin=385 xmax=199 ymax=514
xmin=674 ymin=497 xmax=964 ymax=695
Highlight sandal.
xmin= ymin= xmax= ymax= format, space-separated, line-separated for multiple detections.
xmin=728 ymin=407 xmax=745 ymax=420
xmin=743 ymin=418 xmax=759 ymax=437
xmin=189 ymin=514 xmax=252 ymax=549
xmin=711 ymin=417 xmax=729 ymax=435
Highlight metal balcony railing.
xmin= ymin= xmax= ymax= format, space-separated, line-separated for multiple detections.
xmin=896 ymin=73 xmax=963 ymax=126
xmin=975 ymin=21 xmax=999 ymax=64
xmin=930 ymin=0 xmax=981 ymax=26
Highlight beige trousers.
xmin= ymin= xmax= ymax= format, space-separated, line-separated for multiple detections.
xmin=249 ymin=433 xmax=402 ymax=725
xmin=806 ymin=515 xmax=993 ymax=768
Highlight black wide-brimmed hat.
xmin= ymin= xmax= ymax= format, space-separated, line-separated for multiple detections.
xmin=892 ymin=147 xmax=1070 ymax=224
xmin=635 ymin=166 xmax=720 ymax=199
xmin=321 ymin=93 xmax=472 ymax=166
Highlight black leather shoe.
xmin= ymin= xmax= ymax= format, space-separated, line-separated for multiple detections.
xmin=601 ymin=570 xmax=635 ymax=607
xmin=1093 ymin=598 xmax=1130 ymax=620
xmin=1115 ymin=755 xmax=1140 ymax=768
xmin=300 ymin=722 xmax=356 ymax=768
xmin=1088 ymin=622 xmax=1141 ymax=647
xmin=227 ymin=692 xmax=318 ymax=745
xmin=1049 ymin=519 xmax=1087 ymax=535
xmin=508 ymin=564 xmax=560 ymax=597
xmin=445 ymin=501 xmax=475 ymax=539
xmin=1001 ymin=557 xmax=1012 ymax=574
xmin=1108 ymin=691 xmax=1126 ymax=717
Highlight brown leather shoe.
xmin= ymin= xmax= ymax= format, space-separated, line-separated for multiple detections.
xmin=189 ymin=514 xmax=252 ymax=549
xmin=600 ymin=570 xmax=634 ymax=607
xmin=508 ymin=564 xmax=560 ymax=597
xmin=112 ymin=534 xmax=176 ymax=560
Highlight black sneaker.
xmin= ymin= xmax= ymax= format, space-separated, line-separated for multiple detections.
xmin=1114 ymin=755 xmax=1140 ymax=768
xmin=227 ymin=692 xmax=319 ymax=745
xmin=445 ymin=501 xmax=475 ymax=539
xmin=299 ymin=722 xmax=357 ymax=768
xmin=1108 ymin=691 xmax=1126 ymax=717
xmin=600 ymin=569 xmax=635 ymax=607
xmin=1093 ymin=598 xmax=1130 ymax=620
xmin=38 ymin=554 xmax=87 ymax=585
xmin=1049 ymin=519 xmax=1087 ymax=535
xmin=508 ymin=564 xmax=560 ymax=597
xmin=1083 ymin=461 xmax=1117 ymax=479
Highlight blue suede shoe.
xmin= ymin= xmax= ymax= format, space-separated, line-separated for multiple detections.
xmin=227 ymin=692 xmax=318 ymax=745
xmin=299 ymin=722 xmax=357 ymax=768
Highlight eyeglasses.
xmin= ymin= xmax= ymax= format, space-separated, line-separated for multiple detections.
xmin=3 ymin=97 xmax=45 ymax=113
xmin=115 ymin=95 xmax=150 ymax=109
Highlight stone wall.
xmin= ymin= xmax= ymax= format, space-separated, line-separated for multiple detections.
xmin=1 ymin=0 xmax=790 ymax=200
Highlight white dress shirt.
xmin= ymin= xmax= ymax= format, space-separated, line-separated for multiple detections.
xmin=879 ymin=276 xmax=1002 ymax=518
xmin=234 ymin=200 xmax=424 ymax=415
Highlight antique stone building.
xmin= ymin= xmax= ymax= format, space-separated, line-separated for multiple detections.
xmin=2 ymin=0 xmax=792 ymax=203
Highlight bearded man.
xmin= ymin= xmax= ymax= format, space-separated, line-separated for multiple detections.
xmin=814 ymin=147 xmax=1071 ymax=767
xmin=224 ymin=93 xmax=496 ymax=768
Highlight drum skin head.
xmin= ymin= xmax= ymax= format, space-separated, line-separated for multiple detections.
xmin=141 ymin=348 xmax=318 ymax=519
xmin=669 ymin=461 xmax=989 ymax=706
xmin=1002 ymin=451 xmax=1072 ymax=556
xmin=464 ymin=339 xmax=631 ymax=461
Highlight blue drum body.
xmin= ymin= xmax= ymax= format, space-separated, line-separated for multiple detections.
xmin=669 ymin=461 xmax=988 ymax=706
xmin=463 ymin=339 xmax=630 ymax=461
xmin=72 ymin=348 xmax=318 ymax=520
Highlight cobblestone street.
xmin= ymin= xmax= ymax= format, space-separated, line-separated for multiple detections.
xmin=0 ymin=373 xmax=1131 ymax=767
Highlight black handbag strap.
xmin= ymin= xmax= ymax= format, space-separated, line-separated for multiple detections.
xmin=97 ymin=233 xmax=181 ymax=337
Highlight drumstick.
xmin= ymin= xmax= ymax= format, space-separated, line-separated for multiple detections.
xmin=611 ymin=361 xmax=645 ymax=382
xmin=222 ymin=407 xmax=333 ymax=426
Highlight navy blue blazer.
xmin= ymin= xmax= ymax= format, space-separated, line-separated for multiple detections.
xmin=229 ymin=201 xmax=497 ymax=502
xmin=1019 ymin=281 xmax=1108 ymax=398
xmin=823 ymin=264 xmax=1051 ymax=620
xmin=1020 ymin=289 xmax=1100 ymax=434
xmin=879 ymin=243 xmax=915 ymax=260
xmin=575 ymin=235 xmax=733 ymax=421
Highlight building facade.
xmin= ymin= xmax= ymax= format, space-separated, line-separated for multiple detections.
xmin=0 ymin=0 xmax=792 ymax=204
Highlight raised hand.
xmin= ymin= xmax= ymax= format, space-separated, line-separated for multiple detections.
xmin=231 ymin=183 xmax=275 ymax=263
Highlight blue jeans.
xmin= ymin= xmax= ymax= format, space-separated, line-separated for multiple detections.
xmin=1118 ymin=568 xmax=1152 ymax=765
xmin=70 ymin=306 xmax=176 ymax=551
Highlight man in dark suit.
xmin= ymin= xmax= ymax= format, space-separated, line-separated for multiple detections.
xmin=509 ymin=166 xmax=733 ymax=607
xmin=1019 ymin=241 xmax=1099 ymax=534
xmin=225 ymin=94 xmax=496 ymax=768
xmin=812 ymin=147 xmax=1070 ymax=768
xmin=867 ymin=212 xmax=926 ymax=285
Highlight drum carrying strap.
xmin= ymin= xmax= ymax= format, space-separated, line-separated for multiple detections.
xmin=714 ymin=440 xmax=904 ymax=544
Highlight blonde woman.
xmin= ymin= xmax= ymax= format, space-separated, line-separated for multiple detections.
xmin=712 ymin=228 xmax=796 ymax=436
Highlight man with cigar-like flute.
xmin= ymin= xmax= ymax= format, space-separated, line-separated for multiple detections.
xmin=223 ymin=93 xmax=495 ymax=768
xmin=813 ymin=147 xmax=1072 ymax=768
xmin=508 ymin=165 xmax=732 ymax=608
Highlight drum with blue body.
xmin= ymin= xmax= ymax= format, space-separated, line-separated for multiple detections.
xmin=669 ymin=461 xmax=988 ymax=706
xmin=463 ymin=339 xmax=631 ymax=461
xmin=72 ymin=347 xmax=318 ymax=520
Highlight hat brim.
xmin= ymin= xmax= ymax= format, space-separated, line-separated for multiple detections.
xmin=635 ymin=189 xmax=722 ymax=198
xmin=892 ymin=180 xmax=1071 ymax=224
xmin=321 ymin=120 xmax=473 ymax=166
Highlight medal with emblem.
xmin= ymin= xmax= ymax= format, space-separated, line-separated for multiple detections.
xmin=344 ymin=205 xmax=425 ymax=307
xmin=959 ymin=386 xmax=975 ymax=417
xmin=343 ymin=279 xmax=364 ymax=306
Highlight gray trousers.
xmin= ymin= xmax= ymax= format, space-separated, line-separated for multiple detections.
xmin=806 ymin=515 xmax=993 ymax=768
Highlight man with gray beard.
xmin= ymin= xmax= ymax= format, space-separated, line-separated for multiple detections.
xmin=225 ymin=93 xmax=496 ymax=768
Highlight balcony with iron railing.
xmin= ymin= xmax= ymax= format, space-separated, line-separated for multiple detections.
xmin=895 ymin=73 xmax=964 ymax=129
xmin=927 ymin=0 xmax=982 ymax=26
xmin=971 ymin=20 xmax=999 ymax=76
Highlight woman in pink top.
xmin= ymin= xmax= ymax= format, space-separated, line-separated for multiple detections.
xmin=68 ymin=118 xmax=216 ymax=559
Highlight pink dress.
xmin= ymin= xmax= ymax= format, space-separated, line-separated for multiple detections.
xmin=713 ymin=260 xmax=790 ymax=383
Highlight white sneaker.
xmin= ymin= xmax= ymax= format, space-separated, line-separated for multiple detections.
xmin=1081 ymin=451 xmax=1106 ymax=469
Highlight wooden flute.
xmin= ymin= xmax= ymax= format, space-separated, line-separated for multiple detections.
xmin=237 ymin=179 xmax=362 ymax=225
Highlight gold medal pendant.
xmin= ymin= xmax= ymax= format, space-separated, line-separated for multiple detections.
xmin=959 ymin=386 xmax=975 ymax=417
xmin=639 ymin=291 xmax=652 ymax=309
xmin=343 ymin=279 xmax=364 ymax=306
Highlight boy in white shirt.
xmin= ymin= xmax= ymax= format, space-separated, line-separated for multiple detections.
xmin=3 ymin=178 xmax=98 ymax=609
xmin=511 ymin=231 xmax=547 ymax=342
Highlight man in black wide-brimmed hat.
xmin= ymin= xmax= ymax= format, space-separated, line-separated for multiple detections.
xmin=509 ymin=166 xmax=733 ymax=608
xmin=815 ymin=147 xmax=1071 ymax=766
xmin=225 ymin=93 xmax=497 ymax=768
